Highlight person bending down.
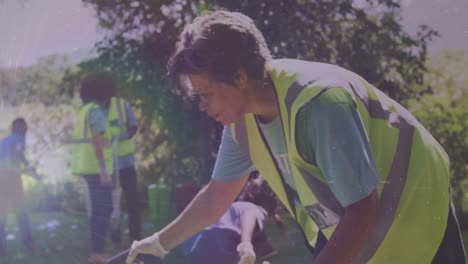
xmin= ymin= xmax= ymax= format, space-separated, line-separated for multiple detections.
xmin=124 ymin=172 xmax=283 ymax=264
xmin=127 ymin=10 xmax=466 ymax=264
xmin=180 ymin=172 xmax=281 ymax=264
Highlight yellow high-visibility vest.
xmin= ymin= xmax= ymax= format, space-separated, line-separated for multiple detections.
xmin=71 ymin=102 xmax=114 ymax=175
xmin=230 ymin=59 xmax=450 ymax=263
xmin=108 ymin=97 xmax=135 ymax=157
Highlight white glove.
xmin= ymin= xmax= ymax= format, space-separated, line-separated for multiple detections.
xmin=237 ymin=241 xmax=256 ymax=264
xmin=126 ymin=233 xmax=168 ymax=264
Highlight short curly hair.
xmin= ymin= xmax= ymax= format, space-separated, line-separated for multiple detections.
xmin=80 ymin=71 xmax=117 ymax=104
xmin=11 ymin=118 xmax=27 ymax=136
xmin=167 ymin=10 xmax=273 ymax=95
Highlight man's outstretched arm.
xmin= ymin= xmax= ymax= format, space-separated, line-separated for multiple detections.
xmin=126 ymin=174 xmax=250 ymax=263
xmin=159 ymin=175 xmax=250 ymax=250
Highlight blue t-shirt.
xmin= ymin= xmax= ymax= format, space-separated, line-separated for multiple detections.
xmin=89 ymin=107 xmax=107 ymax=135
xmin=90 ymin=102 xmax=138 ymax=170
xmin=212 ymin=87 xmax=379 ymax=207
xmin=205 ymin=201 xmax=267 ymax=233
xmin=0 ymin=133 xmax=25 ymax=170
xmin=117 ymin=101 xmax=138 ymax=169
xmin=183 ymin=201 xmax=267 ymax=256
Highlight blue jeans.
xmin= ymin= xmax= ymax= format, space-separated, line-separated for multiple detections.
xmin=184 ymin=228 xmax=240 ymax=264
xmin=83 ymin=175 xmax=113 ymax=253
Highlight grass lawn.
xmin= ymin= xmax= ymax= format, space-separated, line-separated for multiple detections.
xmin=0 ymin=212 xmax=90 ymax=264
xmin=0 ymin=211 xmax=466 ymax=263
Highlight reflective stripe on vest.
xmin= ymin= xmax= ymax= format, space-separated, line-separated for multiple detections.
xmin=230 ymin=115 xmax=332 ymax=248
xmin=70 ymin=109 xmax=93 ymax=144
xmin=71 ymin=102 xmax=114 ymax=175
xmin=108 ymin=97 xmax=135 ymax=157
xmin=232 ymin=59 xmax=450 ymax=263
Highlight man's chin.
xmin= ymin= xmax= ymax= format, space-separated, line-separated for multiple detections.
xmin=220 ymin=120 xmax=231 ymax=126
xmin=213 ymin=115 xmax=237 ymax=125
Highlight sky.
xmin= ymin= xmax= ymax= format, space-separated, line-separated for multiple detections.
xmin=0 ymin=0 xmax=467 ymax=68
xmin=0 ymin=0 xmax=102 ymax=67
xmin=400 ymin=0 xmax=468 ymax=54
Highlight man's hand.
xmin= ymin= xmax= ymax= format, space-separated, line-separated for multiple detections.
xmin=237 ymin=241 xmax=256 ymax=264
xmin=99 ymin=169 xmax=112 ymax=187
xmin=126 ymin=233 xmax=168 ymax=264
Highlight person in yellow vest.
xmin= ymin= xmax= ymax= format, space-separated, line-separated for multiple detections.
xmin=107 ymin=95 xmax=142 ymax=243
xmin=126 ymin=10 xmax=466 ymax=264
xmin=72 ymin=71 xmax=118 ymax=264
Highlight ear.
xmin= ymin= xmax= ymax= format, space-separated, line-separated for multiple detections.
xmin=235 ymin=68 xmax=249 ymax=90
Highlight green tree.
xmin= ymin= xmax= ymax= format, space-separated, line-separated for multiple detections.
xmin=408 ymin=50 xmax=468 ymax=224
xmin=79 ymin=0 xmax=437 ymax=184
xmin=422 ymin=50 xmax=468 ymax=106
xmin=0 ymin=54 xmax=76 ymax=106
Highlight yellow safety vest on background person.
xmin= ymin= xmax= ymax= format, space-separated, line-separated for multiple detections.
xmin=108 ymin=97 xmax=135 ymax=158
xmin=230 ymin=59 xmax=450 ymax=263
xmin=71 ymin=102 xmax=115 ymax=175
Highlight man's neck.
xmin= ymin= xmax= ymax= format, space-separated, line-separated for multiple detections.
xmin=250 ymin=76 xmax=279 ymax=123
